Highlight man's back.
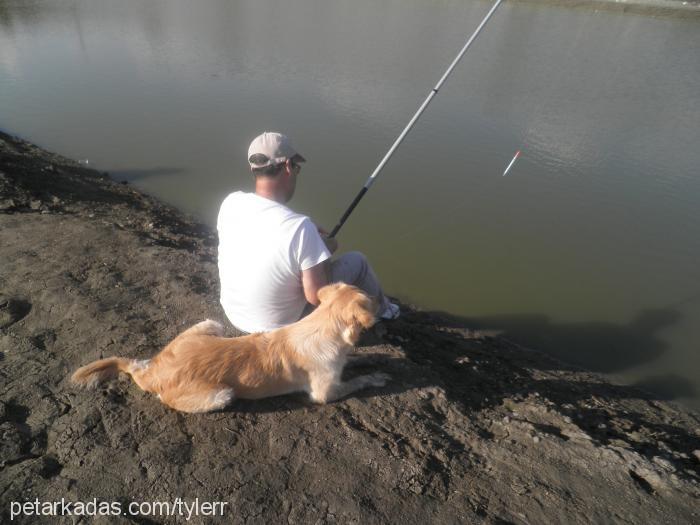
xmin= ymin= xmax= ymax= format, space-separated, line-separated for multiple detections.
xmin=217 ymin=191 xmax=330 ymax=333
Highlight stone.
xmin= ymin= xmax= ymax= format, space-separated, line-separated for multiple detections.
xmin=0 ymin=199 xmax=16 ymax=210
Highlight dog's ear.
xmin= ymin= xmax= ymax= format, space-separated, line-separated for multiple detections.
xmin=341 ymin=292 xmax=377 ymax=344
xmin=342 ymin=324 xmax=363 ymax=345
xmin=355 ymin=294 xmax=378 ymax=328
xmin=317 ymin=283 xmax=344 ymax=304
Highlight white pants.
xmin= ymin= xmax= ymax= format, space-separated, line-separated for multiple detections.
xmin=329 ymin=251 xmax=387 ymax=305
xmin=297 ymin=251 xmax=389 ymax=319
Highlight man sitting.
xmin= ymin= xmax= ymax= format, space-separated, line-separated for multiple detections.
xmin=217 ymin=131 xmax=399 ymax=333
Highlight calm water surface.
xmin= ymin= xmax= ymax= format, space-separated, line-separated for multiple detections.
xmin=1 ymin=0 xmax=699 ymax=408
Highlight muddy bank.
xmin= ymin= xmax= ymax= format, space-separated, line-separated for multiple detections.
xmin=1 ymin=131 xmax=699 ymax=524
xmin=514 ymin=0 xmax=700 ymax=19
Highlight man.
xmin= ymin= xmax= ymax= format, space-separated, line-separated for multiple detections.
xmin=217 ymin=131 xmax=399 ymax=333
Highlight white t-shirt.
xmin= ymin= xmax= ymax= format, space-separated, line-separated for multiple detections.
xmin=217 ymin=192 xmax=331 ymax=333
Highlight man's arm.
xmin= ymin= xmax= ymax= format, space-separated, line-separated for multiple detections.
xmin=301 ymin=260 xmax=330 ymax=305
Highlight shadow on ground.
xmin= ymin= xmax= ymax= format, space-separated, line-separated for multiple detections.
xmin=377 ymin=304 xmax=700 ymax=480
xmin=428 ymin=307 xmax=681 ymax=374
xmin=213 ymin=300 xmax=700 ymax=483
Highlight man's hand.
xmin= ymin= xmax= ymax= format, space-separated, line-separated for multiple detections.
xmin=318 ymin=226 xmax=338 ymax=254
xmin=321 ymin=234 xmax=338 ymax=254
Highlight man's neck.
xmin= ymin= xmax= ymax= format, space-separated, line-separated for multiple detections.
xmin=255 ymin=182 xmax=287 ymax=204
xmin=255 ymin=189 xmax=286 ymax=204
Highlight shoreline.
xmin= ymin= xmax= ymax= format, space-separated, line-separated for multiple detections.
xmin=1 ymin=131 xmax=699 ymax=523
xmin=513 ymin=0 xmax=700 ymax=18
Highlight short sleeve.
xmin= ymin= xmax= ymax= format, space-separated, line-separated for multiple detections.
xmin=292 ymin=218 xmax=332 ymax=271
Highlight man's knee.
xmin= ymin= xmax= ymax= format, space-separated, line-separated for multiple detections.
xmin=332 ymin=251 xmax=368 ymax=284
xmin=342 ymin=251 xmax=368 ymax=270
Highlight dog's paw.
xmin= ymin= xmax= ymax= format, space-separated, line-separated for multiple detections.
xmin=365 ymin=372 xmax=391 ymax=388
xmin=209 ymin=388 xmax=235 ymax=411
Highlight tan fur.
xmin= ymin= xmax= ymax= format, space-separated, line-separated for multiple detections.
xmin=71 ymin=283 xmax=388 ymax=413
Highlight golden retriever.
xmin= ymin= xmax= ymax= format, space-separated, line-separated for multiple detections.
xmin=71 ymin=283 xmax=389 ymax=413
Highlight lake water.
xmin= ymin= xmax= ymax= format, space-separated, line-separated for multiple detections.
xmin=1 ymin=0 xmax=699 ymax=409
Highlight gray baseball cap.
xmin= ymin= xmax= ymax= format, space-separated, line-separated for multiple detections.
xmin=247 ymin=132 xmax=306 ymax=169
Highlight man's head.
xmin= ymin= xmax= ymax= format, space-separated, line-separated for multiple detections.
xmin=248 ymin=132 xmax=305 ymax=203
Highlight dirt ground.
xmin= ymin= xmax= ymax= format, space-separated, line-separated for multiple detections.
xmin=1 ymin=131 xmax=699 ymax=524
xmin=517 ymin=0 xmax=700 ymax=19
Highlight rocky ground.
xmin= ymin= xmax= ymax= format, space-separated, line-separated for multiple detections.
xmin=1 ymin=131 xmax=699 ymax=524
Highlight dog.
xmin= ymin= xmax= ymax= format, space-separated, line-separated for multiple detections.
xmin=71 ymin=283 xmax=389 ymax=413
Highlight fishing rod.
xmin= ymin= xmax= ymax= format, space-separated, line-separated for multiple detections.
xmin=329 ymin=0 xmax=505 ymax=239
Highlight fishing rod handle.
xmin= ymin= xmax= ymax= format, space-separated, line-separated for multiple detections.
xmin=328 ymin=186 xmax=368 ymax=238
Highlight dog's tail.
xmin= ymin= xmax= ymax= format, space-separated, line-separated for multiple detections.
xmin=71 ymin=357 xmax=135 ymax=388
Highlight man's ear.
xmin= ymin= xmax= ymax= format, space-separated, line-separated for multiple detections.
xmin=285 ymin=158 xmax=295 ymax=174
